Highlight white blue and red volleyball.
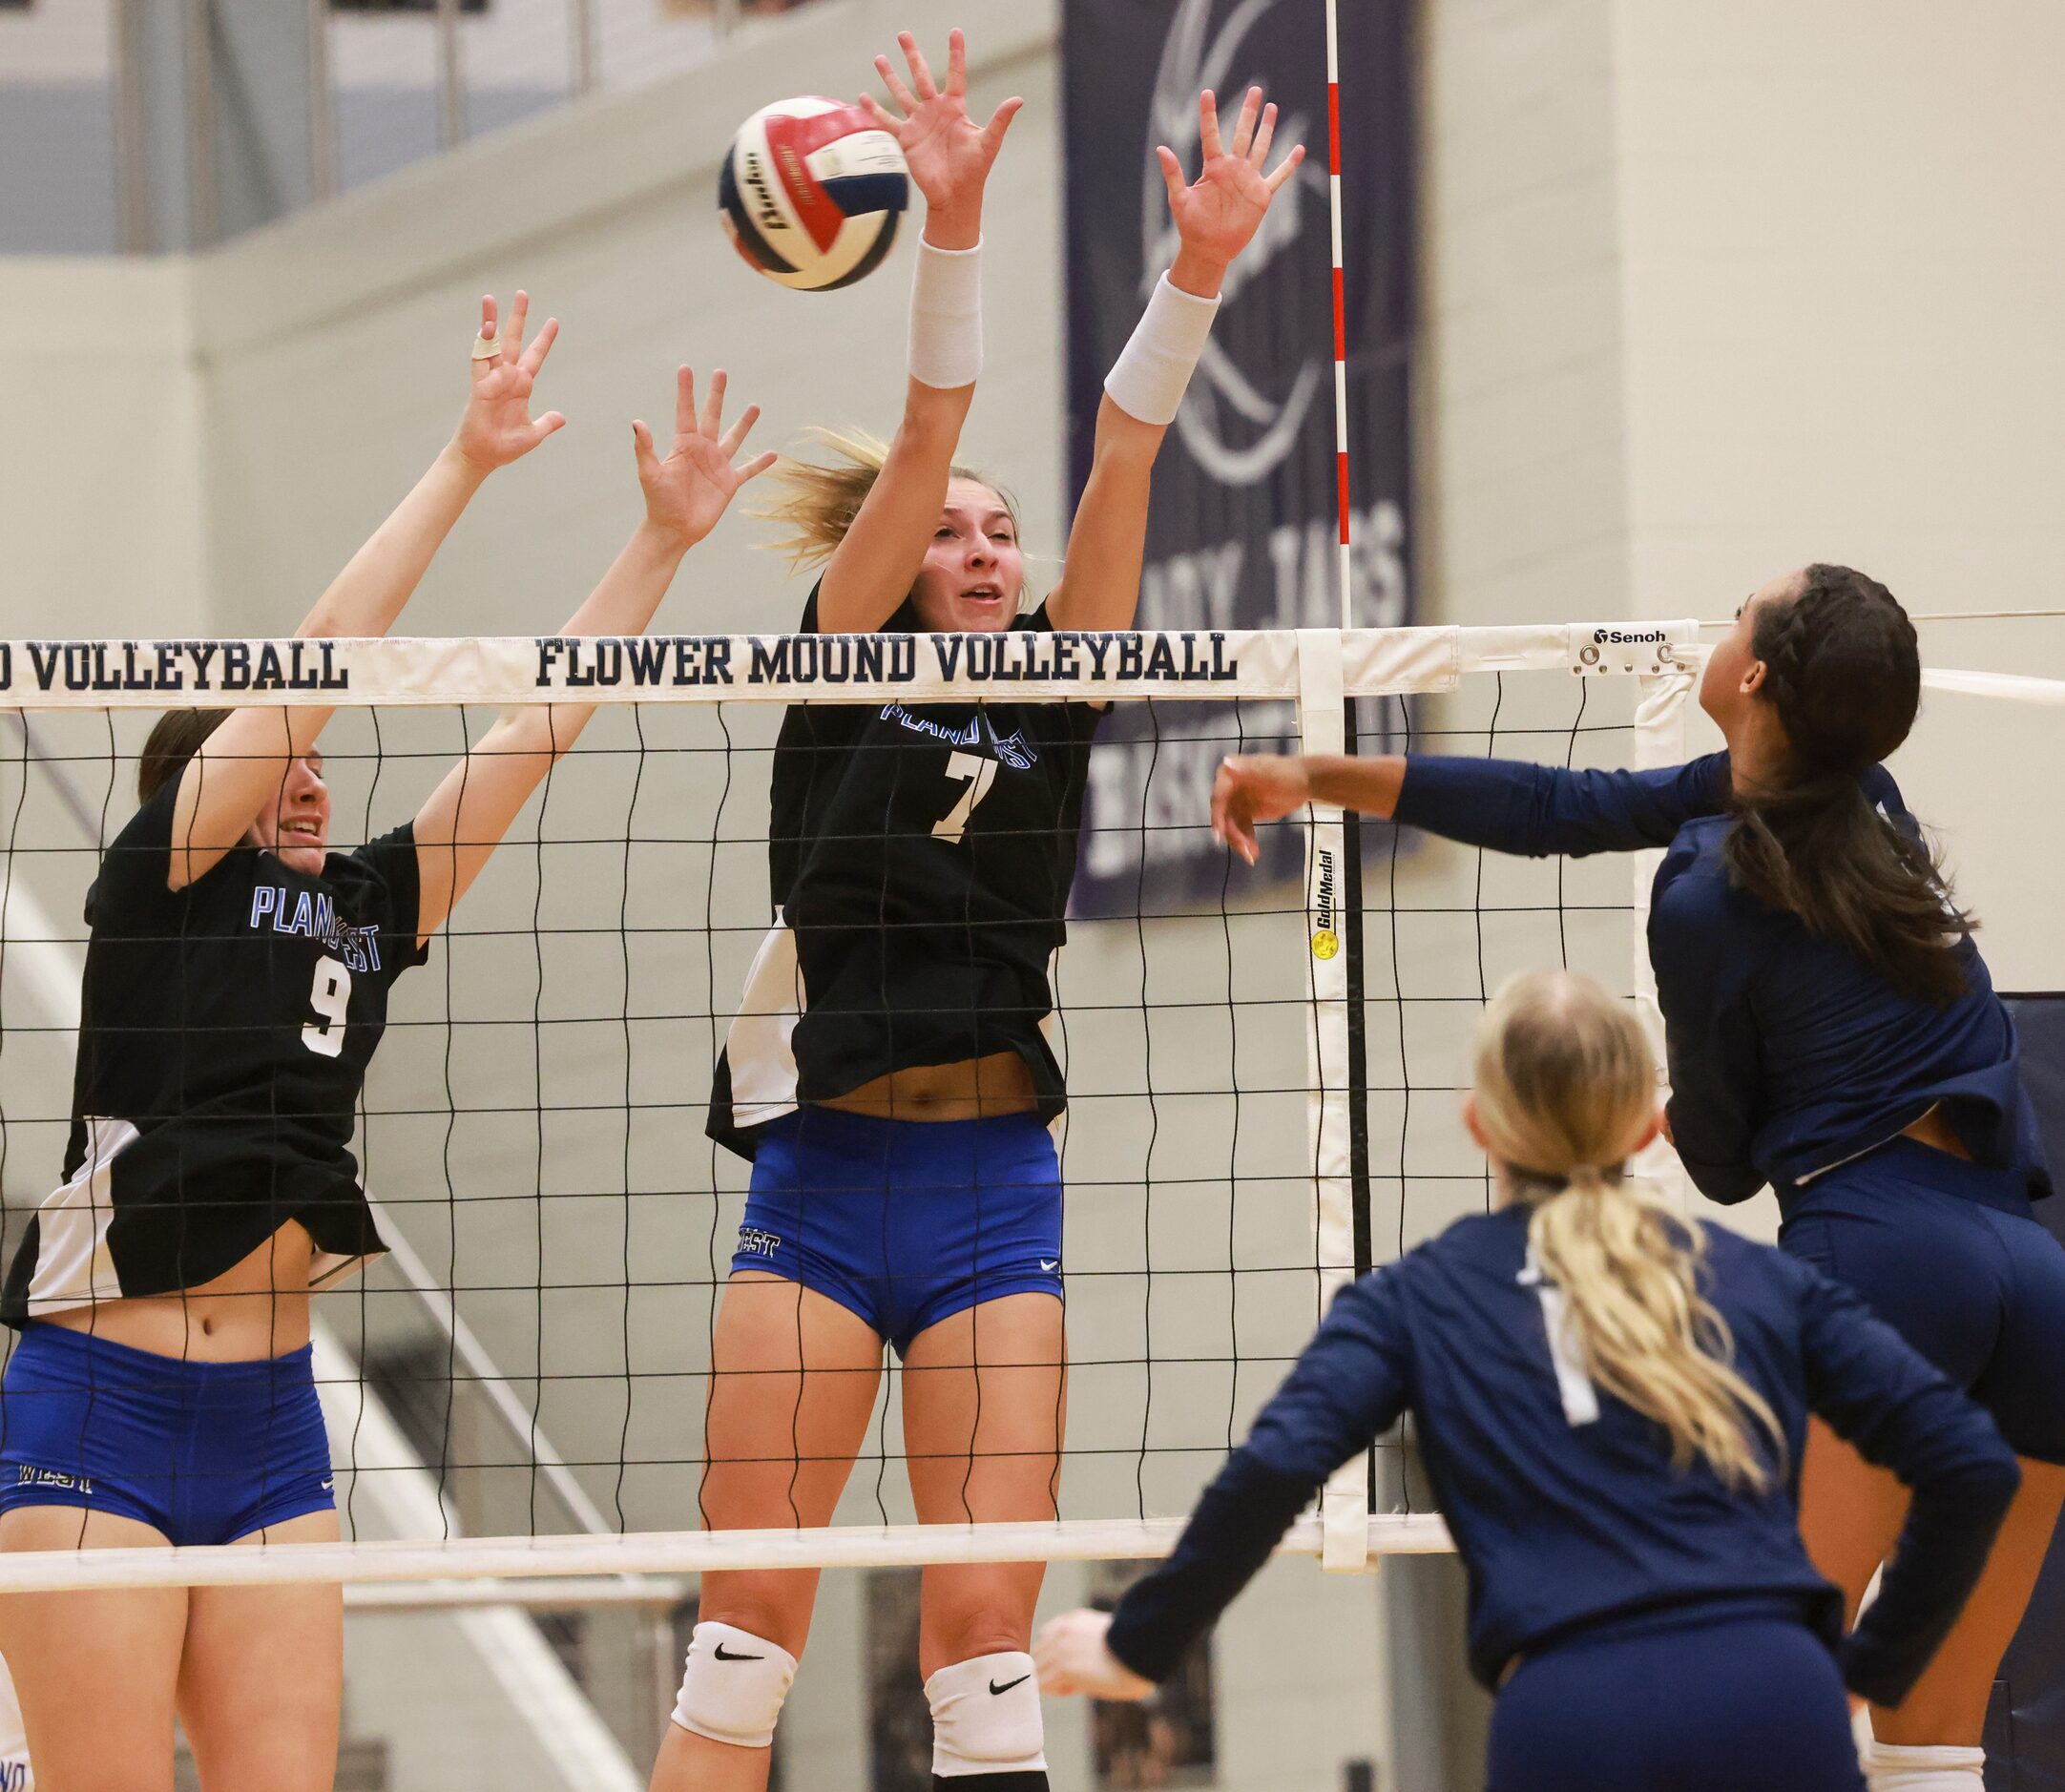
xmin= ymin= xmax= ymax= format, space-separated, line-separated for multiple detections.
xmin=719 ymin=97 xmax=909 ymax=292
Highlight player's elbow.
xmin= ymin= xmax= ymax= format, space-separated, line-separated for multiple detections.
xmin=1680 ymin=1153 xmax=1764 ymax=1205
xmin=1947 ymin=1438 xmax=2022 ymax=1517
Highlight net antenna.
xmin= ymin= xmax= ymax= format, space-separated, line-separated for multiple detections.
xmin=1318 ymin=0 xmax=1379 ymax=1571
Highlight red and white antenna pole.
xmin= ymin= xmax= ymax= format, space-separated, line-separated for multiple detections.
xmin=1325 ymin=0 xmax=1352 ymax=631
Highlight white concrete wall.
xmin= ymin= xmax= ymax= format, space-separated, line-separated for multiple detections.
xmin=1417 ymin=0 xmax=1630 ymax=631
xmin=0 ymin=258 xmax=206 ymax=637
xmin=0 ymin=259 xmax=206 ymax=1191
xmin=1600 ymin=0 xmax=2065 ymax=1239
xmin=9 ymin=0 xmax=2065 ymax=1784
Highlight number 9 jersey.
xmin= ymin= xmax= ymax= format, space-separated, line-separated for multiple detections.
xmin=0 ymin=777 xmax=429 ymax=1324
xmin=709 ymin=586 xmax=1106 ymax=1157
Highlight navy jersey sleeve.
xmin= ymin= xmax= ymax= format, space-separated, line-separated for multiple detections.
xmin=1392 ymin=752 xmax=1730 ymax=859
xmin=1651 ymin=860 xmax=1766 ymax=1202
xmin=1104 ymin=1275 xmax=1413 ymax=1681
xmin=1795 ymin=1262 xmax=2021 ymax=1707
xmin=332 ymin=825 xmax=431 ymax=977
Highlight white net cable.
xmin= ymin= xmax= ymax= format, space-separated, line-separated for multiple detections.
xmin=0 ymin=620 xmax=1698 ymax=1594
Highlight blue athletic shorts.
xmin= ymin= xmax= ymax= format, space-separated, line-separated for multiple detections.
xmin=0 ymin=1323 xmax=334 ymax=1546
xmin=734 ymin=1107 xmax=1063 ymax=1356
xmin=1489 ymin=1604 xmax=1862 ymax=1792
xmin=1781 ymin=1137 xmax=2065 ymax=1464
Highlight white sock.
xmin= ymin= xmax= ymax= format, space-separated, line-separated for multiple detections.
xmin=1864 ymin=1740 xmax=1986 ymax=1790
xmin=925 ymin=1651 xmax=1046 ymax=1779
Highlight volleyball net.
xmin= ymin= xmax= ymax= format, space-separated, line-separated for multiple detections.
xmin=0 ymin=619 xmax=1699 ymax=1594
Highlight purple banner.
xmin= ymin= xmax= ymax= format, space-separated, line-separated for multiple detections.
xmin=1063 ymin=0 xmax=1415 ymax=914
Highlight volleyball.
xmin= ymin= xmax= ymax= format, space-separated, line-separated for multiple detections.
xmin=718 ymin=97 xmax=908 ymax=291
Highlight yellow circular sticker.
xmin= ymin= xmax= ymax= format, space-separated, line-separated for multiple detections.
xmin=1311 ymin=930 xmax=1339 ymax=960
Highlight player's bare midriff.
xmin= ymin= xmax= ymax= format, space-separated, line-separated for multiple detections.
xmin=43 ymin=1219 xmax=317 ymax=1361
xmin=1902 ymin=1104 xmax=1973 ymax=1162
xmin=822 ymin=1050 xmax=1038 ymax=1121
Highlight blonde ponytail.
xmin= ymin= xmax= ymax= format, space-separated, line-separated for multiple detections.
xmin=753 ymin=427 xmax=1019 ymax=571
xmin=1473 ymin=972 xmax=1786 ymax=1493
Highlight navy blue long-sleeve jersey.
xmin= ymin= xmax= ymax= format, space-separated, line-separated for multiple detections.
xmin=1104 ymin=1208 xmax=2018 ymax=1705
xmin=1393 ymin=753 xmax=2047 ymax=1206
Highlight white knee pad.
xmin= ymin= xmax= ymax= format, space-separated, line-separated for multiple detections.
xmin=670 ymin=1621 xmax=798 ymax=1750
xmin=1864 ymin=1741 xmax=1986 ymax=1790
xmin=926 ymin=1651 xmax=1047 ymax=1779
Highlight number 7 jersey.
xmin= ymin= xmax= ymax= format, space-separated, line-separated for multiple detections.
xmin=0 ymin=779 xmax=428 ymax=1323
xmin=708 ymin=590 xmax=1106 ymax=1157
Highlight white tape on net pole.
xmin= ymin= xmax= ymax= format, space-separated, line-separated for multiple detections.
xmin=1294 ymin=630 xmax=1372 ymax=1574
xmin=1629 ymin=667 xmax=1695 ymax=1209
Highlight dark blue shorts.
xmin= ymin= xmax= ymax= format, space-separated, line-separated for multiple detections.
xmin=735 ymin=1107 xmax=1063 ymax=1356
xmin=1489 ymin=1606 xmax=1862 ymax=1792
xmin=0 ymin=1323 xmax=334 ymax=1546
xmin=1782 ymin=1137 xmax=2065 ymax=1464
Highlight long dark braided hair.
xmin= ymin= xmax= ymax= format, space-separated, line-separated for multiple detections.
xmin=1722 ymin=564 xmax=1974 ymax=1005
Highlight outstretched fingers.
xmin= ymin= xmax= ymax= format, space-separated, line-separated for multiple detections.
xmin=518 ymin=313 xmax=559 ymax=377
xmin=1155 ymin=144 xmax=1188 ymax=209
xmin=1264 ymin=141 xmax=1307 ymax=195
xmin=1228 ymin=86 xmax=1262 ymax=159
xmin=631 ymin=417 xmax=661 ymax=480
xmin=699 ymin=367 xmax=728 ymax=440
xmin=718 ymin=402 xmax=761 ymax=461
xmin=1248 ymin=101 xmax=1279 ymax=169
xmin=945 ymin=26 xmax=967 ymax=97
xmin=501 ymin=289 xmax=531 ymax=361
xmin=859 ymin=90 xmax=903 ymax=131
xmin=982 ymin=94 xmax=1024 ymax=156
xmin=1198 ymin=89 xmax=1223 ymax=161
xmin=873 ymin=52 xmax=917 ymax=116
xmin=675 ymin=365 xmax=697 ymax=442
xmin=898 ymin=31 xmax=939 ymax=101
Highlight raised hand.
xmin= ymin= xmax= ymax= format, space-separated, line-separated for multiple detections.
xmin=453 ymin=292 xmax=568 ymax=474
xmin=1212 ymin=754 xmax=1314 ymax=865
xmin=860 ymin=28 xmax=1021 ymax=246
xmin=632 ymin=366 xmax=779 ymax=552
xmin=1158 ymin=88 xmax=1305 ymax=295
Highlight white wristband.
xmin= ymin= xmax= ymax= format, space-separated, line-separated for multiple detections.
xmin=1103 ymin=273 xmax=1221 ymax=426
xmin=908 ymin=236 xmax=983 ymax=389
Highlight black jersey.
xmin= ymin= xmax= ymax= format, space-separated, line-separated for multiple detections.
xmin=709 ymin=587 xmax=1104 ymax=1156
xmin=1 ymin=779 xmax=428 ymax=1324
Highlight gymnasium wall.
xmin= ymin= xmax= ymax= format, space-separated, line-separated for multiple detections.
xmin=1603 ymin=0 xmax=2065 ymax=1244
xmin=0 ymin=259 xmax=207 ymax=638
xmin=6 ymin=1 xmax=2065 ymax=1786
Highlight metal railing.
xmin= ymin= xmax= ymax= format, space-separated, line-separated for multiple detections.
xmin=0 ymin=0 xmax=820 ymax=256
